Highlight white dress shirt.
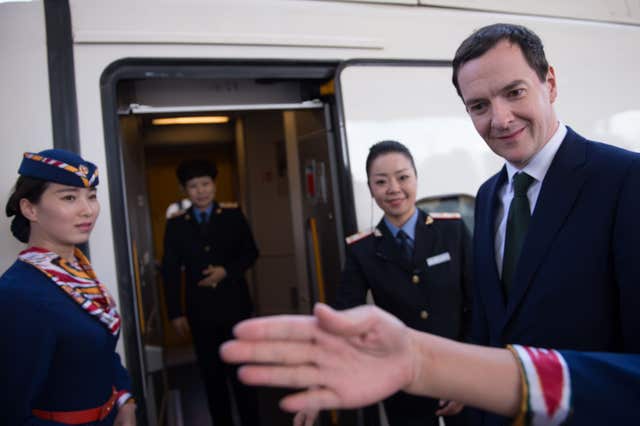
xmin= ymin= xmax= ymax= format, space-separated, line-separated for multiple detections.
xmin=494 ymin=123 xmax=567 ymax=276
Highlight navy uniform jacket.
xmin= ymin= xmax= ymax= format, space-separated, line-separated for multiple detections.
xmin=336 ymin=209 xmax=472 ymax=425
xmin=162 ymin=202 xmax=258 ymax=326
xmin=338 ymin=208 xmax=472 ymax=341
xmin=473 ymin=127 xmax=640 ymax=424
xmin=559 ymin=351 xmax=640 ymax=424
xmin=0 ymin=260 xmax=132 ymax=426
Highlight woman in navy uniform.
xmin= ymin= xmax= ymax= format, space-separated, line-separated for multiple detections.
xmin=296 ymin=140 xmax=472 ymax=426
xmin=0 ymin=149 xmax=135 ymax=425
xmin=162 ymin=159 xmax=259 ymax=426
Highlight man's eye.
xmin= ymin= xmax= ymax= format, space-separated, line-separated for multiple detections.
xmin=468 ymin=102 xmax=486 ymax=113
xmin=509 ymin=88 xmax=525 ymax=97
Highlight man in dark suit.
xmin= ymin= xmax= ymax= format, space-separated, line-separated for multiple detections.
xmin=162 ymin=159 xmax=260 ymax=426
xmin=451 ymin=23 xmax=640 ymax=424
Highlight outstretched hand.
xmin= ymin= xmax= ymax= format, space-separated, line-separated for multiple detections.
xmin=220 ymin=303 xmax=418 ymax=413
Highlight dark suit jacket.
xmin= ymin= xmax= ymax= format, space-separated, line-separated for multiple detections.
xmin=162 ymin=202 xmax=258 ymax=326
xmin=473 ymin=127 xmax=640 ymax=424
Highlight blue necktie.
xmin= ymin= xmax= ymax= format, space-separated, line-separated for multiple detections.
xmin=396 ymin=230 xmax=413 ymax=262
xmin=198 ymin=211 xmax=208 ymax=233
xmin=502 ymin=172 xmax=535 ymax=297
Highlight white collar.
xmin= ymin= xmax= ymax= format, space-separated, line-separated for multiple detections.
xmin=505 ymin=122 xmax=567 ymax=185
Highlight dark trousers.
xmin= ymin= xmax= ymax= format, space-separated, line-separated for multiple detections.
xmin=189 ymin=318 xmax=259 ymax=426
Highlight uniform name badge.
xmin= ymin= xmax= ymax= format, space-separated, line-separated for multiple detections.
xmin=426 ymin=252 xmax=451 ymax=267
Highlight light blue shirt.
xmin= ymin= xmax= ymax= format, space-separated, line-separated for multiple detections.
xmin=495 ymin=122 xmax=567 ymax=275
xmin=384 ymin=208 xmax=419 ymax=246
xmin=194 ymin=203 xmax=214 ymax=223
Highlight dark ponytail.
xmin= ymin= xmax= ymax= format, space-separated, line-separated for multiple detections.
xmin=5 ymin=176 xmax=49 ymax=243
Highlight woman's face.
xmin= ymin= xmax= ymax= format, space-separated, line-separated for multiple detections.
xmin=184 ymin=176 xmax=216 ymax=210
xmin=368 ymin=152 xmax=417 ymax=226
xmin=21 ymin=183 xmax=100 ymax=250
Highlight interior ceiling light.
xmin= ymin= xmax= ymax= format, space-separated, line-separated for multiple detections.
xmin=152 ymin=116 xmax=230 ymax=125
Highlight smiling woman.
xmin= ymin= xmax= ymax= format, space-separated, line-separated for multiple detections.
xmin=295 ymin=140 xmax=473 ymax=426
xmin=0 ymin=149 xmax=136 ymax=426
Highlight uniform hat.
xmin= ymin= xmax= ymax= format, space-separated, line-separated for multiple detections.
xmin=18 ymin=149 xmax=99 ymax=187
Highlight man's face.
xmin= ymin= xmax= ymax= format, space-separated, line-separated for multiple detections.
xmin=184 ymin=176 xmax=216 ymax=210
xmin=457 ymin=40 xmax=558 ymax=168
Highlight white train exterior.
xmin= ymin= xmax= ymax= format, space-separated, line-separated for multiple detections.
xmin=2 ymin=1 xmax=639 ymax=424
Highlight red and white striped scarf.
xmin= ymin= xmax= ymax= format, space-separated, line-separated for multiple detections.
xmin=18 ymin=247 xmax=121 ymax=335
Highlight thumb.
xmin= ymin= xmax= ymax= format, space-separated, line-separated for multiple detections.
xmin=313 ymin=303 xmax=379 ymax=337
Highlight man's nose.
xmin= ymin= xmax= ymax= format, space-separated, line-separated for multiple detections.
xmin=491 ymin=100 xmax=514 ymax=129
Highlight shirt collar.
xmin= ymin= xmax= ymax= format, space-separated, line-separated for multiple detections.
xmin=384 ymin=208 xmax=418 ymax=241
xmin=505 ymin=122 xmax=567 ymax=186
xmin=194 ymin=203 xmax=214 ymax=222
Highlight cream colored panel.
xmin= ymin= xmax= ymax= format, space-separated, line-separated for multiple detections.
xmin=70 ymin=0 xmax=382 ymax=49
xmin=339 ymin=65 xmax=497 ymax=231
xmin=418 ymin=0 xmax=640 ymax=25
xmin=0 ymin=1 xmax=52 ymax=271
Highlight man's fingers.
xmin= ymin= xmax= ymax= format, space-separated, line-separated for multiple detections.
xmin=220 ymin=340 xmax=317 ymax=365
xmin=237 ymin=364 xmax=322 ymax=389
xmin=232 ymin=315 xmax=319 ymax=341
xmin=280 ymin=387 xmax=342 ymax=413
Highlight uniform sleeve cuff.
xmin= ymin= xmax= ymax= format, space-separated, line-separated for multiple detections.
xmin=507 ymin=345 xmax=571 ymax=426
xmin=116 ymin=391 xmax=134 ymax=408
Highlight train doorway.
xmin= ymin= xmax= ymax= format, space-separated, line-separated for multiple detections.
xmin=105 ymin=63 xmax=347 ymax=425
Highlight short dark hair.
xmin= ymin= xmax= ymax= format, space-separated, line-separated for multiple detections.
xmin=5 ymin=176 xmax=49 ymax=243
xmin=365 ymin=140 xmax=416 ymax=181
xmin=452 ymin=23 xmax=550 ymax=98
xmin=176 ymin=159 xmax=218 ymax=186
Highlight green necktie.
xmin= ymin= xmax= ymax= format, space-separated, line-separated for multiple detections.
xmin=502 ymin=172 xmax=535 ymax=297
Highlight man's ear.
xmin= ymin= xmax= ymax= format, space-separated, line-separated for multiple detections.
xmin=19 ymin=198 xmax=37 ymax=222
xmin=546 ymin=66 xmax=558 ymax=103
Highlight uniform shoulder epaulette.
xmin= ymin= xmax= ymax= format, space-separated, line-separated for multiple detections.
xmin=218 ymin=201 xmax=239 ymax=209
xmin=427 ymin=212 xmax=461 ymax=224
xmin=345 ymin=228 xmax=382 ymax=245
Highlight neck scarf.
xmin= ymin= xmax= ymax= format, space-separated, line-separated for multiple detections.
xmin=18 ymin=247 xmax=121 ymax=335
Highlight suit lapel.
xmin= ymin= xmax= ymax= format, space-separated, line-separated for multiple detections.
xmin=413 ymin=210 xmax=437 ymax=273
xmin=375 ymin=219 xmax=413 ymax=272
xmin=503 ymin=128 xmax=588 ymax=327
xmin=477 ymin=168 xmax=508 ymax=320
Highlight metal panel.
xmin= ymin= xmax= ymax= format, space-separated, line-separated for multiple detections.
xmin=336 ymin=60 xmax=499 ymax=231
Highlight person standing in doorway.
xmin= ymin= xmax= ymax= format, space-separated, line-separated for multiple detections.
xmin=162 ymin=159 xmax=260 ymax=426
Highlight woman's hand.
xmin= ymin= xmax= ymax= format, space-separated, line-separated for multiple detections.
xmin=435 ymin=399 xmax=464 ymax=416
xmin=171 ymin=316 xmax=190 ymax=337
xmin=114 ymin=401 xmax=136 ymax=426
xmin=198 ymin=265 xmax=227 ymax=288
xmin=293 ymin=409 xmax=319 ymax=426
